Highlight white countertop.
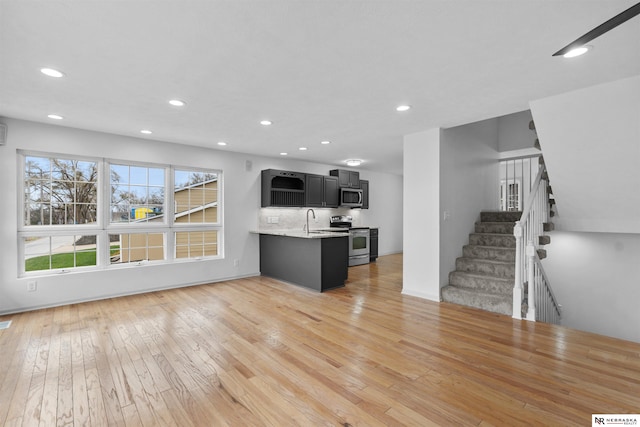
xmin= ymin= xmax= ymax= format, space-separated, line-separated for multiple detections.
xmin=250 ymin=229 xmax=349 ymax=239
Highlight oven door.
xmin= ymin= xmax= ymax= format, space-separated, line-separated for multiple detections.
xmin=349 ymin=229 xmax=370 ymax=265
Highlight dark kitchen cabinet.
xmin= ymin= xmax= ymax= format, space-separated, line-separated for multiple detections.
xmin=360 ymin=179 xmax=369 ymax=209
xmin=306 ymin=174 xmax=339 ymax=208
xmin=330 ymin=169 xmax=360 ymax=188
xmin=369 ymin=227 xmax=378 ymax=262
xmin=262 ymin=169 xmax=306 ymax=207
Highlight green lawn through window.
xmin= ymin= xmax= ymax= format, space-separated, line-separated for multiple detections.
xmin=25 ymin=246 xmax=120 ymax=272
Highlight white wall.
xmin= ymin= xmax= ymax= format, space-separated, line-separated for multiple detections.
xmin=403 ymin=128 xmax=441 ymax=301
xmin=439 ymin=119 xmax=500 ymax=287
xmin=543 ymin=231 xmax=640 ymax=343
xmin=0 ymin=118 xmax=402 ymax=314
xmin=530 ymin=75 xmax=640 ymax=233
xmin=497 ymin=110 xmax=535 ymax=152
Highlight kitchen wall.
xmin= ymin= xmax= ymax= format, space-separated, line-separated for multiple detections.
xmin=0 ymin=117 xmax=402 ymax=314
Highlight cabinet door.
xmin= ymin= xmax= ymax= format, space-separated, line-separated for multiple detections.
xmin=348 ymin=171 xmax=360 ymax=188
xmin=305 ymin=174 xmax=324 ymax=207
xmin=324 ymin=176 xmax=339 ymax=207
xmin=330 ymin=169 xmax=360 ymax=188
xmin=360 ymin=179 xmax=369 ymax=209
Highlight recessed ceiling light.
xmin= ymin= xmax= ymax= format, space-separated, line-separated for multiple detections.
xmin=280 ymin=152 xmax=288 ymax=156
xmin=260 ymin=120 xmax=272 ymax=126
xmin=320 ymin=140 xmax=331 ymax=145
xmin=396 ymin=105 xmax=411 ymax=112
xmin=563 ymin=45 xmax=592 ymax=58
xmin=345 ymin=159 xmax=363 ymax=167
xmin=140 ymin=129 xmax=152 ymax=134
xmin=47 ymin=114 xmax=63 ymax=120
xmin=169 ymin=99 xmax=186 ymax=107
xmin=40 ymin=68 xmax=65 ymax=78
xmin=217 ymin=141 xmax=227 ymax=146
xmin=299 ymin=147 xmax=307 ymax=151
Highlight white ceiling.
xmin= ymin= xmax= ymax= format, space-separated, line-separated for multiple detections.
xmin=1 ymin=1 xmax=639 ymax=175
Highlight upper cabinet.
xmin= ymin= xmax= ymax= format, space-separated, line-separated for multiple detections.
xmin=261 ymin=169 xmax=306 ymax=207
xmin=330 ymin=169 xmax=360 ymax=188
xmin=306 ymin=174 xmax=339 ymax=208
xmin=360 ymin=179 xmax=369 ymax=209
xmin=262 ymin=169 xmax=367 ymax=209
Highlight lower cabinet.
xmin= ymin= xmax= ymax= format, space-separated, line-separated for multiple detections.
xmin=259 ymin=234 xmax=348 ymax=291
xmin=369 ymin=227 xmax=378 ymax=262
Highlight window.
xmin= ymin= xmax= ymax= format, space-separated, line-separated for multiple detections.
xmin=173 ymin=169 xmax=219 ymax=259
xmin=24 ymin=156 xmax=98 ymax=226
xmin=19 ymin=152 xmax=222 ymax=275
xmin=110 ymin=164 xmax=165 ymax=223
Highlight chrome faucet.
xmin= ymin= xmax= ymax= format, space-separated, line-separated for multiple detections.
xmin=305 ymin=208 xmax=316 ymax=234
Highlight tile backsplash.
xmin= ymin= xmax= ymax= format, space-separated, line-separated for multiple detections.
xmin=258 ymin=207 xmax=363 ymax=230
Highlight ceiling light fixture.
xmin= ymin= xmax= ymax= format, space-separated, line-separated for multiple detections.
xmin=396 ymin=105 xmax=411 ymax=112
xmin=345 ymin=159 xmax=362 ymax=167
xmin=563 ymin=45 xmax=592 ymax=58
xmin=299 ymin=147 xmax=307 ymax=151
xmin=140 ymin=129 xmax=152 ymax=134
xmin=217 ymin=141 xmax=227 ymax=146
xmin=260 ymin=120 xmax=273 ymax=126
xmin=320 ymin=140 xmax=331 ymax=145
xmin=280 ymin=152 xmax=288 ymax=156
xmin=47 ymin=114 xmax=63 ymax=120
xmin=169 ymin=99 xmax=186 ymax=107
xmin=40 ymin=68 xmax=65 ymax=78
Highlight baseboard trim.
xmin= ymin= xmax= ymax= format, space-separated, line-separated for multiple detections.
xmin=401 ymin=288 xmax=440 ymax=302
xmin=0 ymin=272 xmax=261 ymax=316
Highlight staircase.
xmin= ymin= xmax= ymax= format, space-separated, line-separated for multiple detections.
xmin=441 ymin=211 xmax=520 ymax=316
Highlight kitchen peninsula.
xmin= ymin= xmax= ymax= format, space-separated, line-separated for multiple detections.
xmin=252 ymin=230 xmax=349 ymax=292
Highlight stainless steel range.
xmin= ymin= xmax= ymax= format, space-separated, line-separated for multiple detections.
xmin=330 ymin=215 xmax=370 ymax=266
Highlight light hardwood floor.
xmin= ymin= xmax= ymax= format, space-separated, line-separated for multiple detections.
xmin=1 ymin=254 xmax=639 ymax=426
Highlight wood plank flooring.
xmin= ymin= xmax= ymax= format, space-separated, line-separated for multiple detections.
xmin=1 ymin=253 xmax=639 ymax=426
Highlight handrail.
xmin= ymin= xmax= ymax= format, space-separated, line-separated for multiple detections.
xmin=512 ymin=162 xmax=561 ymax=324
xmin=519 ymin=166 xmax=544 ymax=223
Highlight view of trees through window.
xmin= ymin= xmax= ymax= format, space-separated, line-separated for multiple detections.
xmin=24 ymin=156 xmax=98 ymax=226
xmin=20 ymin=154 xmax=221 ymax=274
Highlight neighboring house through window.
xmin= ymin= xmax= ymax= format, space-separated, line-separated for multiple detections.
xmin=19 ymin=152 xmax=222 ymax=275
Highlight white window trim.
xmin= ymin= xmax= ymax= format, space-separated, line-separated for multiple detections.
xmin=18 ymin=151 xmax=223 ymax=277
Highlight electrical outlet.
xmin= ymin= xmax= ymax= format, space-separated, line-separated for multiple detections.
xmin=233 ymin=259 xmax=240 ymax=267
xmin=443 ymin=210 xmax=451 ymax=221
xmin=27 ymin=281 xmax=37 ymax=292
xmin=267 ymin=216 xmax=279 ymax=224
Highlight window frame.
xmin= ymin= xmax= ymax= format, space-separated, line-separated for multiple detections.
xmin=17 ymin=151 xmax=223 ymax=277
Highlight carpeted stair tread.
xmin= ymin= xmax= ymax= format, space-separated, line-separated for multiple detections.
xmin=469 ymin=233 xmax=516 ymax=248
xmin=455 ymin=257 xmax=515 ymax=279
xmin=480 ymin=211 xmax=522 ymax=223
xmin=441 ymin=286 xmax=512 ymax=316
xmin=474 ymin=221 xmax=516 ymax=234
xmin=449 ymin=271 xmax=513 ymax=294
xmin=463 ymin=245 xmax=516 ymax=262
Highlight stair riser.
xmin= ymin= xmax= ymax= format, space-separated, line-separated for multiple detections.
xmin=463 ymin=245 xmax=515 ymax=262
xmin=480 ymin=211 xmax=521 ymax=222
xmin=449 ymin=272 xmax=512 ymax=294
xmin=441 ymin=286 xmax=512 ymax=316
xmin=469 ymin=234 xmax=516 ymax=248
xmin=455 ymin=258 xmax=515 ymax=279
xmin=474 ymin=222 xmax=515 ymax=234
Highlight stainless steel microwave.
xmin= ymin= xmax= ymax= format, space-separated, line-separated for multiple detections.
xmin=340 ymin=187 xmax=363 ymax=208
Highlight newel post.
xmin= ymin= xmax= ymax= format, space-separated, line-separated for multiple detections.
xmin=526 ymin=241 xmax=536 ymax=321
xmin=512 ymin=221 xmax=523 ymax=319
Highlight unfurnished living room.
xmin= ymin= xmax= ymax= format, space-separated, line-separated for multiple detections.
xmin=1 ymin=1 xmax=639 ymax=426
